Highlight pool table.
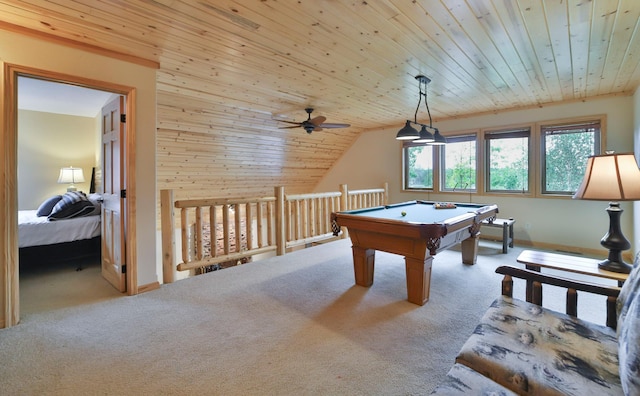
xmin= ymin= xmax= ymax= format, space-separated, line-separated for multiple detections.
xmin=331 ymin=200 xmax=498 ymax=305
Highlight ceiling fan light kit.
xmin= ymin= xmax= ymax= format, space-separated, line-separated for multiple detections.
xmin=277 ymin=107 xmax=350 ymax=134
xmin=396 ymin=75 xmax=445 ymax=145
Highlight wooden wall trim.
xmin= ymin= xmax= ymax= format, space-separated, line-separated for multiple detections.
xmin=0 ymin=21 xmax=159 ymax=70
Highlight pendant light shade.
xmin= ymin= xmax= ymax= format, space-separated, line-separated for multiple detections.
xmin=396 ymin=120 xmax=420 ymax=140
xmin=431 ymin=128 xmax=447 ymax=145
xmin=414 ymin=125 xmax=435 ymax=143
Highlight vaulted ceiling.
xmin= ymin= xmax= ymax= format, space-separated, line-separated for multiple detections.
xmin=3 ymin=0 xmax=640 ymax=197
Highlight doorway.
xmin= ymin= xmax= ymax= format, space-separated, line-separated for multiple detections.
xmin=3 ymin=64 xmax=139 ymax=327
xmin=16 ymin=76 xmax=123 ymax=315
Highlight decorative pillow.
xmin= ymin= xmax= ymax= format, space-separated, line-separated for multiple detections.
xmin=48 ymin=191 xmax=95 ymax=220
xmin=36 ymin=195 xmax=62 ymax=217
xmin=87 ymin=193 xmax=102 ymax=216
xmin=619 ymin=290 xmax=640 ymax=395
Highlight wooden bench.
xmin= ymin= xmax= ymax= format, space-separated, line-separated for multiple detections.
xmin=516 ymin=249 xmax=628 ymax=304
xmin=481 ymin=217 xmax=514 ymax=253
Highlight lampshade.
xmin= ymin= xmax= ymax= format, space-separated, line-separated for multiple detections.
xmin=58 ymin=167 xmax=85 ymax=192
xmin=572 ymin=152 xmax=640 ymax=201
xmin=430 ymin=128 xmax=447 ymax=145
xmin=414 ymin=125 xmax=434 ymax=143
xmin=395 ymin=120 xmax=419 ymax=140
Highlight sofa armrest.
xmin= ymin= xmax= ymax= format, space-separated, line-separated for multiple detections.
xmin=496 ymin=265 xmax=621 ymax=329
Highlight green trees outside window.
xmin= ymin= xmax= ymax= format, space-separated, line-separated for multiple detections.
xmin=486 ymin=129 xmax=530 ymax=192
xmin=442 ymin=135 xmax=476 ymax=191
xmin=405 ymin=145 xmax=433 ymax=189
xmin=542 ymin=122 xmax=600 ymax=194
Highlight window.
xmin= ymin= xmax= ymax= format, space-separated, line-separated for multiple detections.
xmin=404 ymin=144 xmax=433 ymax=189
xmin=441 ymin=134 xmax=476 ymax=191
xmin=541 ymin=121 xmax=601 ymax=195
xmin=485 ymin=128 xmax=530 ymax=193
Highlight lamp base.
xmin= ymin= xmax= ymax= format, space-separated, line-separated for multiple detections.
xmin=597 ymin=202 xmax=632 ymax=274
xmin=598 ymin=258 xmax=632 ymax=274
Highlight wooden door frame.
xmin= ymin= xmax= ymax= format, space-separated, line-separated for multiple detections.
xmin=2 ymin=63 xmax=138 ymax=328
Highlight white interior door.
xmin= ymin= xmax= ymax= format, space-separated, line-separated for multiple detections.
xmin=101 ymin=96 xmax=126 ymax=292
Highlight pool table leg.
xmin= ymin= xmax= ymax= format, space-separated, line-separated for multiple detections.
xmin=352 ymin=246 xmax=375 ymax=287
xmin=405 ymin=256 xmax=432 ymax=305
xmin=461 ymin=234 xmax=480 ymax=265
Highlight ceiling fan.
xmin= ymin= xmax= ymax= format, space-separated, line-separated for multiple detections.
xmin=277 ymin=107 xmax=350 ymax=134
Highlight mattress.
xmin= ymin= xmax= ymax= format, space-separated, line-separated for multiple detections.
xmin=18 ymin=210 xmax=101 ymax=248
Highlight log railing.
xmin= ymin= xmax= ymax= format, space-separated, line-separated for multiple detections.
xmin=161 ymin=183 xmax=388 ymax=283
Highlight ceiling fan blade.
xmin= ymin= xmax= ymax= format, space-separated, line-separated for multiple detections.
xmin=277 ymin=120 xmax=303 ymax=125
xmin=318 ymin=123 xmax=350 ymax=129
xmin=278 ymin=125 xmax=302 ymax=129
xmin=310 ymin=116 xmax=326 ymax=126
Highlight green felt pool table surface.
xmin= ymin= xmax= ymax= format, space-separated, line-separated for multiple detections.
xmin=343 ymin=201 xmax=492 ymax=224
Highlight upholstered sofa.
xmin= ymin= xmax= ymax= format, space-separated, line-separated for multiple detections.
xmin=431 ymin=261 xmax=640 ymax=395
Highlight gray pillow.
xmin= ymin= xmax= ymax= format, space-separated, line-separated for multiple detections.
xmin=48 ymin=191 xmax=95 ymax=220
xmin=36 ymin=195 xmax=62 ymax=217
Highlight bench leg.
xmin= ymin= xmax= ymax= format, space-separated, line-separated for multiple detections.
xmin=501 ymin=224 xmax=508 ymax=253
xmin=508 ymin=223 xmax=514 ymax=248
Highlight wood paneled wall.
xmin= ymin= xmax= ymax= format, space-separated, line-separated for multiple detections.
xmin=156 ymin=98 xmax=363 ymax=200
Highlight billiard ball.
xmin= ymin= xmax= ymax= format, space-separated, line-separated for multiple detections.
xmin=401 ymin=211 xmax=407 ymax=217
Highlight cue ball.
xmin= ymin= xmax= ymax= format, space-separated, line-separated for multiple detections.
xmin=401 ymin=211 xmax=407 ymax=216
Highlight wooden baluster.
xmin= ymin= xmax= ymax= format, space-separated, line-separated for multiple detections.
xmin=566 ymin=288 xmax=578 ymax=317
xmin=501 ymin=275 xmax=513 ymax=297
xmin=607 ymin=296 xmax=617 ymax=330
xmin=532 ymin=281 xmax=543 ymax=306
xmin=195 ymin=206 xmax=203 ymax=261
xmin=256 ymin=201 xmax=264 ymax=248
xmin=180 ymin=208 xmax=189 ymax=264
xmin=268 ymin=200 xmax=275 ymax=248
xmin=234 ymin=203 xmax=241 ymax=253
xmin=223 ymin=204 xmax=230 ymax=255
xmin=210 ymin=205 xmax=217 ymax=257
xmin=246 ymin=202 xmax=253 ymax=251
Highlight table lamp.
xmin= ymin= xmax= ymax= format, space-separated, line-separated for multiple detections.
xmin=57 ymin=166 xmax=85 ymax=192
xmin=573 ymin=152 xmax=640 ymax=273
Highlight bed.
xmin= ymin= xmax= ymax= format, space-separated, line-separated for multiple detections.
xmin=19 ymin=190 xmax=102 ymax=267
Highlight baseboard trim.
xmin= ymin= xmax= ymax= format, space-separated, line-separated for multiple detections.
xmin=138 ymin=281 xmax=161 ymax=294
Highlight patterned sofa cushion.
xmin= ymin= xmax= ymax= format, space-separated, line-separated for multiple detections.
xmin=430 ymin=363 xmax=518 ymax=395
xmin=455 ymin=297 xmax=621 ymax=396
xmin=619 ymin=284 xmax=640 ymax=395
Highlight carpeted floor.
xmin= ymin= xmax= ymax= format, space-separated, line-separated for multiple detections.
xmin=2 ymin=239 xmax=612 ymax=395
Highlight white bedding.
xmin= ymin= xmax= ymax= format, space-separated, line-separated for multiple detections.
xmin=18 ymin=210 xmax=101 ymax=248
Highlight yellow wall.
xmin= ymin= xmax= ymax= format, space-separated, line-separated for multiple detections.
xmin=317 ymin=95 xmax=637 ymax=257
xmin=17 ymin=110 xmax=97 ymax=210
xmin=1 ymin=29 xmax=158 ymax=288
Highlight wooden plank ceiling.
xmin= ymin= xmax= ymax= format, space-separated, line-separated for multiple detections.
xmin=2 ymin=0 xmax=640 ymax=199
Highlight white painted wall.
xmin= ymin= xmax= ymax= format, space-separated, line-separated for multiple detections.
xmin=1 ymin=30 xmax=158 ymax=287
xmin=316 ymin=96 xmax=636 ymax=257
xmin=17 ymin=110 xmax=98 ymax=210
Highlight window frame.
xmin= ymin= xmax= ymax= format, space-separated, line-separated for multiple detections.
xmin=539 ymin=120 xmax=603 ymax=196
xmin=402 ymin=142 xmax=435 ymax=191
xmin=439 ymin=133 xmax=478 ymax=193
xmin=484 ymin=127 xmax=532 ymax=194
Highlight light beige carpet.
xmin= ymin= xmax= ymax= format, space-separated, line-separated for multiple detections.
xmin=2 ymin=239 xmax=611 ymax=395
